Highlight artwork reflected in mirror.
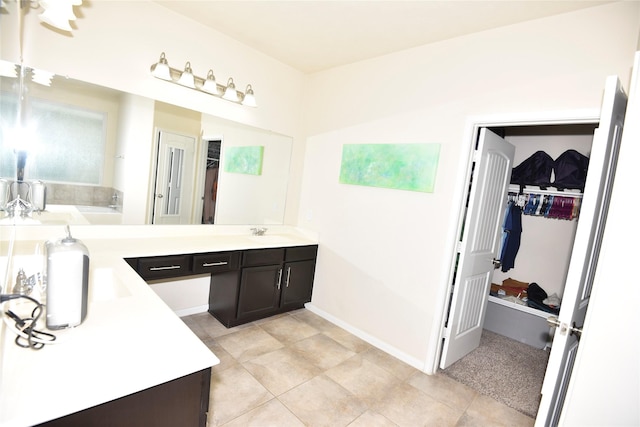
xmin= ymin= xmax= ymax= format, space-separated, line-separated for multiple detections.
xmin=0 ymin=65 xmax=292 ymax=226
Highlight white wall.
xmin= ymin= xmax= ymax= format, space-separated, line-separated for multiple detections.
xmin=117 ymin=94 xmax=155 ymax=225
xmin=301 ymin=2 xmax=640 ymax=370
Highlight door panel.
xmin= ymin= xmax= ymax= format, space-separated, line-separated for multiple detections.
xmin=536 ymin=75 xmax=627 ymax=426
xmin=153 ymin=131 xmax=196 ymax=225
xmin=237 ymin=265 xmax=281 ymax=320
xmin=439 ymin=128 xmax=515 ymax=369
xmin=281 ymin=260 xmax=315 ymax=310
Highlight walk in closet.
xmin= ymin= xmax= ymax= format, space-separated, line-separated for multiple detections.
xmin=485 ymin=123 xmax=596 ymax=349
xmin=440 ymin=122 xmax=601 ymax=419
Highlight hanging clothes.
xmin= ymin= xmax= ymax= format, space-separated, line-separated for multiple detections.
xmin=499 ymin=201 xmax=522 ymax=272
xmin=509 ymin=191 xmax=582 ymax=221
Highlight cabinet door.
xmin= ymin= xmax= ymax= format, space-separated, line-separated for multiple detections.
xmin=237 ymin=265 xmax=282 ymax=321
xmin=280 ymin=259 xmax=316 ymax=311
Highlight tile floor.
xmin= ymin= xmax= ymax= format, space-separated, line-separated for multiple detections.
xmin=181 ymin=309 xmax=534 ymax=427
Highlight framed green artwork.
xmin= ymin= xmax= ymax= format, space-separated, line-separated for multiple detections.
xmin=224 ymin=146 xmax=264 ymax=175
xmin=339 ymin=143 xmax=440 ymax=192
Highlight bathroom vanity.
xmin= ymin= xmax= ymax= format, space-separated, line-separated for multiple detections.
xmin=0 ymin=225 xmax=318 ymax=427
xmin=126 ymin=244 xmax=318 ymax=327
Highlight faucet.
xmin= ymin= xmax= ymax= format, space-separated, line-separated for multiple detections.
xmin=250 ymin=227 xmax=267 ymax=236
xmin=108 ymin=192 xmax=120 ymax=209
xmin=5 ymin=195 xmax=33 ymax=218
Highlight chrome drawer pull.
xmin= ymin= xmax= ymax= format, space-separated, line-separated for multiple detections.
xmin=285 ymin=267 xmax=291 ymax=287
xmin=149 ymin=265 xmax=182 ymax=271
xmin=202 ymin=261 xmax=228 ymax=267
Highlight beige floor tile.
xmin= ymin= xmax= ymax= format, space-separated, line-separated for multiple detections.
xmin=457 ymin=393 xmax=534 ymax=427
xmin=376 ymin=382 xmax=463 ymax=426
xmin=289 ymin=333 xmax=356 ymax=370
xmin=361 ymin=347 xmax=419 ymax=380
xmin=348 ymin=410 xmax=398 ymax=427
xmin=221 ymin=398 xmax=305 ymax=427
xmin=257 ymin=314 xmax=320 ymax=345
xmin=279 ymin=375 xmax=367 ymax=427
xmin=182 ymin=316 xmax=212 ymax=341
xmin=252 ymin=311 xmax=290 ymax=325
xmin=291 ymin=309 xmax=337 ymax=332
xmin=322 ymin=326 xmax=371 ymax=353
xmin=181 ymin=310 xmax=541 ymax=427
xmin=215 ymin=324 xmax=284 ymax=362
xmin=201 ymin=337 xmax=238 ymax=372
xmin=242 ymin=347 xmax=322 ymax=396
xmin=325 ymin=354 xmax=401 ymax=406
xmin=196 ymin=313 xmax=252 ymax=338
xmin=208 ymin=365 xmax=273 ymax=426
xmin=407 ymin=371 xmax=477 ymax=411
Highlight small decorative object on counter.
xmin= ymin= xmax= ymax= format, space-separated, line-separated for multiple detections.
xmin=12 ymin=268 xmax=32 ymax=295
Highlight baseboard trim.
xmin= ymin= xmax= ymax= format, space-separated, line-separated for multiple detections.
xmin=305 ymin=303 xmax=426 ymax=372
xmin=175 ymin=305 xmax=209 ymax=318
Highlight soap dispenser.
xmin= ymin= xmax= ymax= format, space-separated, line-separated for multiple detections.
xmin=45 ymin=225 xmax=90 ymax=329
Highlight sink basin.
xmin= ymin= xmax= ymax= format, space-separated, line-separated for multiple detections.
xmin=89 ymin=268 xmax=131 ymax=302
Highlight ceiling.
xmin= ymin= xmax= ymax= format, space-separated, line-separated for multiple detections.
xmin=153 ymin=1 xmax=611 ymax=74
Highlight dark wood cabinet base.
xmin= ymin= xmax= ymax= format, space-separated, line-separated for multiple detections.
xmin=127 ymin=244 xmax=318 ymax=329
xmin=209 ymin=245 xmax=318 ymax=327
xmin=37 ymin=368 xmax=211 ymax=427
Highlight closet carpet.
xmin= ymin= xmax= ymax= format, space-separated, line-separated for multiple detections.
xmin=441 ymin=329 xmax=550 ymax=418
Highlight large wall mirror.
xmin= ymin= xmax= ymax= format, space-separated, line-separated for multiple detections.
xmin=0 ymin=64 xmax=292 ymax=226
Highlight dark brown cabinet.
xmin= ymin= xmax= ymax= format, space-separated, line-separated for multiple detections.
xmin=126 ymin=245 xmax=318 ymax=328
xmin=210 ymin=245 xmax=318 ymax=327
xmin=126 ymin=251 xmax=240 ymax=280
xmin=281 ymin=259 xmax=316 ymax=311
xmin=133 ymin=254 xmax=192 ymax=280
xmin=281 ymin=246 xmax=317 ymax=311
xmin=192 ymin=251 xmax=240 ymax=274
xmin=39 ymin=368 xmax=211 ymax=427
xmin=236 ymin=264 xmax=282 ymax=321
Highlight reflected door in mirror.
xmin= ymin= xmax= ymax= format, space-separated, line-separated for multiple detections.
xmin=153 ymin=131 xmax=196 ymax=224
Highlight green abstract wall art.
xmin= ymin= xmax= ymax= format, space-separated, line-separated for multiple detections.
xmin=224 ymin=146 xmax=264 ymax=175
xmin=339 ymin=143 xmax=440 ymax=192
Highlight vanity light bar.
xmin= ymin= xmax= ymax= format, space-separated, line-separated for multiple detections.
xmin=150 ymin=53 xmax=257 ymax=107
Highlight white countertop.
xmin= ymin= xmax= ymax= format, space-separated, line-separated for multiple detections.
xmin=0 ymin=225 xmax=318 ymax=427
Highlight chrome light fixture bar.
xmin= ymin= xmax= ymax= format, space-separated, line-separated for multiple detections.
xmin=150 ymin=52 xmax=257 ymax=107
xmin=0 ymin=60 xmax=55 ymax=86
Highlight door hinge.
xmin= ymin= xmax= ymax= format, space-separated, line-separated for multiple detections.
xmin=473 ymin=150 xmax=480 ymax=162
xmin=442 ymin=326 xmax=451 ymax=339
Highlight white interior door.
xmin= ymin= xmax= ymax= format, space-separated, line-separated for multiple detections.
xmin=535 ymin=76 xmax=627 ymax=426
xmin=439 ymin=128 xmax=515 ymax=369
xmin=153 ymin=131 xmax=196 ymax=225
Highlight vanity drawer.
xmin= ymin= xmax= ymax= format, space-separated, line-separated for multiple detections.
xmin=285 ymin=245 xmax=318 ymax=262
xmin=242 ymin=248 xmax=285 ymax=267
xmin=193 ymin=251 xmax=240 ymax=274
xmin=136 ymin=255 xmax=192 ymax=280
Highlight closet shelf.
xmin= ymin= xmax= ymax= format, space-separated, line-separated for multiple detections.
xmin=508 ymin=184 xmax=582 ymax=198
